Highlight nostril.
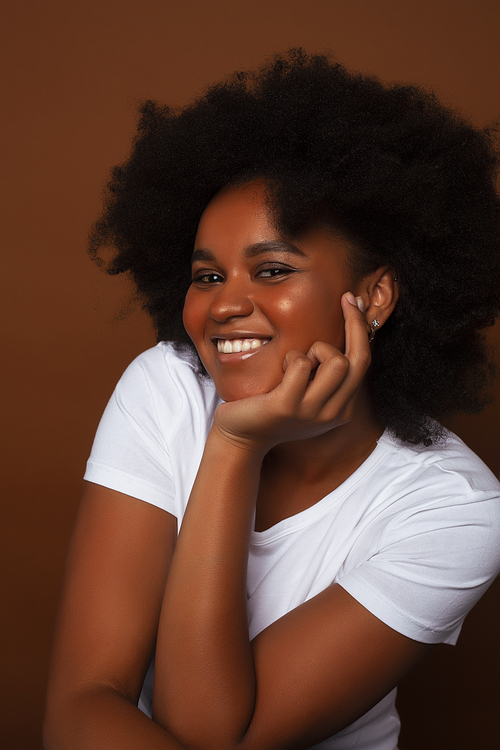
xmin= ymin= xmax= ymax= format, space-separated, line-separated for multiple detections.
xmin=208 ymin=295 xmax=254 ymax=321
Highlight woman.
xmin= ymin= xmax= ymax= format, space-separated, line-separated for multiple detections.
xmin=44 ymin=50 xmax=500 ymax=749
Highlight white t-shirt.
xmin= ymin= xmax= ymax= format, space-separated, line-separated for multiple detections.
xmin=84 ymin=343 xmax=500 ymax=750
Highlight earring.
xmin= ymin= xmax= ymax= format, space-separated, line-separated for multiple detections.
xmin=368 ymin=319 xmax=380 ymax=343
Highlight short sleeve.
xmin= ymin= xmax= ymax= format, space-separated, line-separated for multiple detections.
xmin=85 ymin=354 xmax=177 ymax=509
xmin=339 ymin=489 xmax=500 ymax=644
xmin=84 ymin=344 xmax=220 ymax=518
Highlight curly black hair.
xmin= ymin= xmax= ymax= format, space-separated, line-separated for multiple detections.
xmin=89 ymin=49 xmax=500 ymax=445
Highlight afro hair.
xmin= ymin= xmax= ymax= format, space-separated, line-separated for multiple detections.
xmin=89 ymin=49 xmax=500 ymax=445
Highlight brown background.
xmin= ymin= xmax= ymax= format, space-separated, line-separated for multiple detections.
xmin=1 ymin=1 xmax=499 ymax=748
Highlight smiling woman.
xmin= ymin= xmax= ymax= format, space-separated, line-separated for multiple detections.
xmin=44 ymin=51 xmax=500 ymax=750
xmin=183 ymin=180 xmax=389 ymax=402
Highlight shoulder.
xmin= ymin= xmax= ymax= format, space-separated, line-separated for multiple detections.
xmin=338 ymin=429 xmax=500 ymax=644
xmin=372 ymin=428 xmax=500 ymax=576
xmin=356 ymin=428 xmax=500 ymax=577
xmin=114 ymin=342 xmax=219 ymax=421
xmin=377 ymin=427 xmax=500 ymax=500
xmin=85 ymin=343 xmax=220 ymax=515
xmin=339 ymin=428 xmax=500 ymax=540
xmin=118 ymin=342 xmax=209 ymax=393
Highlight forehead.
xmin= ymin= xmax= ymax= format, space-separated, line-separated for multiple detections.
xmin=194 ymin=180 xmax=355 ymax=276
xmin=196 ymin=181 xmax=276 ymax=240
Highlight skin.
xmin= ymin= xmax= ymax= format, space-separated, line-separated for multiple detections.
xmin=183 ymin=181 xmax=396 ymax=528
xmin=44 ymin=181 xmax=431 ymax=750
xmin=184 ymin=181 xmax=358 ymax=402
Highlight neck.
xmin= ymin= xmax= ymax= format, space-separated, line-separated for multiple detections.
xmin=255 ymin=389 xmax=384 ymax=531
xmin=265 ymin=387 xmax=383 ymax=481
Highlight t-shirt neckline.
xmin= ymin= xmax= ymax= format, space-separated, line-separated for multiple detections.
xmin=251 ymin=430 xmax=396 ymax=544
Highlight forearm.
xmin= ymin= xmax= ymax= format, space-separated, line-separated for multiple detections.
xmin=153 ymin=427 xmax=265 ymax=749
xmin=43 ymin=684 xmax=185 ymax=750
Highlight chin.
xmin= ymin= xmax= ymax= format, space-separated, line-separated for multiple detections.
xmin=213 ymin=374 xmax=282 ymax=403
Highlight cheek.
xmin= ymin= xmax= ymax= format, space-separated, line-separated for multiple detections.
xmin=297 ymin=294 xmax=345 ymax=349
xmin=182 ymin=290 xmax=201 ymax=342
xmin=294 ymin=284 xmax=343 ymax=324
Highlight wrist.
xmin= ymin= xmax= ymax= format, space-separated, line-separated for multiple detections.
xmin=207 ymin=423 xmax=269 ymax=465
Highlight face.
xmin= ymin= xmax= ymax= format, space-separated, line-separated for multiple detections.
xmin=183 ymin=181 xmax=359 ymax=402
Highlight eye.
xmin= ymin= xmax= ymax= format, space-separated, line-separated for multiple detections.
xmin=191 ymin=270 xmax=224 ymax=284
xmin=256 ymin=264 xmax=295 ymax=279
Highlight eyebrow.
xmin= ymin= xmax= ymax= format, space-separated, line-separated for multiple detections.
xmin=191 ymin=240 xmax=307 ymax=264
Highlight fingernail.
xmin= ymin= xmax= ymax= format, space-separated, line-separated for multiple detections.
xmin=346 ymin=291 xmax=357 ymax=306
xmin=355 ymin=296 xmax=366 ymax=313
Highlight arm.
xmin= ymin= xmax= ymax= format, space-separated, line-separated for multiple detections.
xmin=153 ymin=295 xmax=432 ymax=749
xmin=43 ymin=482 xmax=185 ymax=750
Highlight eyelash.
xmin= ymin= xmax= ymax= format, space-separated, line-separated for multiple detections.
xmin=191 ymin=265 xmax=294 ymax=284
xmin=192 ymin=272 xmax=223 ymax=284
xmin=258 ymin=266 xmax=291 ymax=278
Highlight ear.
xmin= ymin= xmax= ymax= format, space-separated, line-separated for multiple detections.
xmin=353 ymin=267 xmax=399 ymax=338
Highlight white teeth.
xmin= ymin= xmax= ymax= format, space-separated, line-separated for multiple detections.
xmin=217 ymin=338 xmax=267 ymax=354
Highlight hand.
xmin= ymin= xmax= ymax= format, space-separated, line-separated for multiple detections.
xmin=212 ymin=292 xmax=371 ymax=453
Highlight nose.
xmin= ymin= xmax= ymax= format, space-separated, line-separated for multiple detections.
xmin=208 ymin=279 xmax=254 ymax=322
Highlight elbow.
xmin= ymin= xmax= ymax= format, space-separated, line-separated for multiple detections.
xmin=42 ymin=697 xmax=63 ymax=750
xmin=42 ymin=684 xmax=83 ymax=750
xmin=153 ymin=705 xmax=249 ymax=750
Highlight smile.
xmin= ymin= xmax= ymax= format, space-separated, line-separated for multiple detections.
xmin=216 ymin=338 xmax=269 ymax=354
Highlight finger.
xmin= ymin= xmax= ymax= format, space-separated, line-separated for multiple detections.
xmin=278 ymin=350 xmax=314 ymax=406
xmin=282 ymin=348 xmax=319 ymax=376
xmin=302 ymin=292 xmax=371 ymax=412
xmin=341 ymin=292 xmax=372 ymax=373
xmin=300 ymin=341 xmax=350 ymax=406
xmin=307 ymin=294 xmax=370 ymax=420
